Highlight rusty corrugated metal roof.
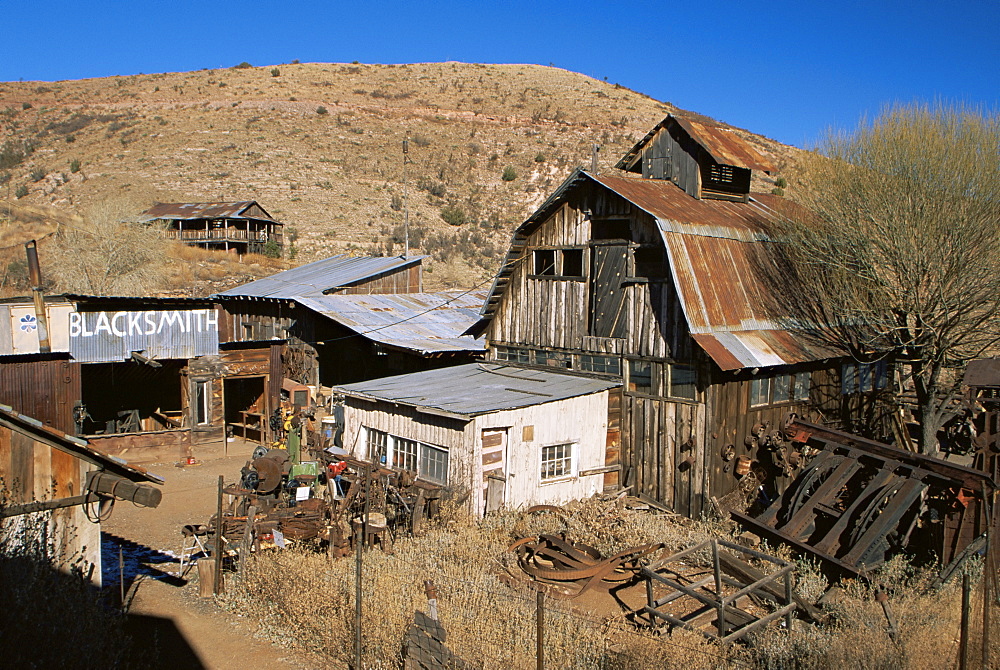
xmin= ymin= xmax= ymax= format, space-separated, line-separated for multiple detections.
xmin=615 ymin=114 xmax=776 ymax=173
xmin=140 ymin=201 xmax=278 ymax=222
xmin=296 ymin=290 xmax=487 ymax=355
xmin=692 ymin=331 xmax=836 ymax=372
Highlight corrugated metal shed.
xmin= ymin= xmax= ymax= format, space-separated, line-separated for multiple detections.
xmin=297 ymin=290 xmax=486 ymax=355
xmin=140 ymin=201 xmax=277 ymax=222
xmin=615 ymin=114 xmax=776 ymax=173
xmin=0 ymin=403 xmax=163 ymax=484
xmin=217 ymin=255 xmax=425 ymax=299
xmin=335 ymin=363 xmax=620 ymax=418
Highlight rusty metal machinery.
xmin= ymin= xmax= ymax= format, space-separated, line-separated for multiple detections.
xmin=733 ymin=414 xmax=996 ymax=576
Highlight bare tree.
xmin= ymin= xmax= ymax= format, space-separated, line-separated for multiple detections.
xmin=767 ymin=103 xmax=1000 ymax=455
xmin=50 ymin=196 xmax=167 ymax=296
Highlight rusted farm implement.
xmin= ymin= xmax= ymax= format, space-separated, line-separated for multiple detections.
xmin=733 ymin=415 xmax=997 ymax=576
xmin=508 ymin=533 xmax=664 ymax=598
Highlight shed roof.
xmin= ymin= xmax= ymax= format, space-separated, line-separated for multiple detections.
xmin=964 ymin=359 xmax=1000 ymax=388
xmin=335 ymin=363 xmax=620 ymax=419
xmin=615 ymin=114 xmax=776 ymax=173
xmin=0 ymin=404 xmax=163 ymax=484
xmin=481 ymin=170 xmax=834 ymax=371
xmin=297 ymin=290 xmax=487 ymax=355
xmin=216 ymin=255 xmax=424 ymax=299
xmin=140 ymin=201 xmax=278 ymax=223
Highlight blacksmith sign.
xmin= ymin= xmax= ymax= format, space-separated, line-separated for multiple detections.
xmin=69 ymin=308 xmax=219 ymax=363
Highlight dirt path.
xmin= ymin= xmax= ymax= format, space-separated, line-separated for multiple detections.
xmin=101 ymin=438 xmax=330 ymax=669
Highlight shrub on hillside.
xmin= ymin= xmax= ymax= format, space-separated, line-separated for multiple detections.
xmin=15 ymin=185 xmax=27 ymax=199
xmin=262 ymin=239 xmax=281 ymax=258
xmin=316 ymin=106 xmax=328 ymax=115
xmin=501 ymin=166 xmax=517 ymax=181
xmin=270 ymin=68 xmax=281 ymax=77
xmin=440 ymin=204 xmax=467 ymax=226
xmin=29 ymin=168 xmax=46 ymax=182
xmin=70 ymin=159 xmax=81 ymax=173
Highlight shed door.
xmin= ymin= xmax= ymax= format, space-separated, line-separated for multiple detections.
xmin=589 ymin=244 xmax=629 ymax=339
xmin=481 ymin=428 xmax=508 ymax=513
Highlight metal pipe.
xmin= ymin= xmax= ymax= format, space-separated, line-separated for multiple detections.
xmin=214 ymin=475 xmax=223 ymax=595
xmin=24 ymin=240 xmax=50 ymax=353
xmin=536 ymin=589 xmax=544 ymax=670
xmin=960 ymin=573 xmax=970 ymax=670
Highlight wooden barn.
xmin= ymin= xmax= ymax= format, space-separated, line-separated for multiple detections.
xmin=0 ymin=404 xmax=162 ymax=585
xmin=469 ymin=114 xmax=888 ymax=516
xmin=140 ymin=200 xmax=283 ymax=255
xmin=334 ymin=363 xmax=620 ymax=517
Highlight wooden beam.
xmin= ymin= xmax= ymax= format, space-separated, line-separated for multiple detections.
xmin=1 ymin=493 xmax=103 ymax=518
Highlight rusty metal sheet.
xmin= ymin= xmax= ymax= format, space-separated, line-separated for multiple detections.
xmin=615 ymin=114 xmax=777 ymax=173
xmin=140 ymin=201 xmax=276 ymax=222
xmin=693 ymin=331 xmax=836 ymax=370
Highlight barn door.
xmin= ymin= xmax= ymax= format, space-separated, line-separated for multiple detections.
xmin=589 ymin=244 xmax=629 ymax=339
xmin=481 ymin=428 xmax=508 ymax=514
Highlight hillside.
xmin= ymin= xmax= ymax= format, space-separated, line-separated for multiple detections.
xmin=0 ymin=62 xmax=798 ymax=294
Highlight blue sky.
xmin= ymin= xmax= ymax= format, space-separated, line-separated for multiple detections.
xmin=2 ymin=0 xmax=997 ymax=147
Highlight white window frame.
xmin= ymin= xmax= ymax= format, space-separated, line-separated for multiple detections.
xmin=195 ymin=380 xmax=210 ymax=425
xmin=540 ymin=442 xmax=575 ymax=483
xmin=363 ymin=426 xmax=449 ymax=485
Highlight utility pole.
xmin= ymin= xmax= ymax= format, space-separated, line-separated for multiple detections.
xmin=402 ymin=138 xmax=409 ymax=259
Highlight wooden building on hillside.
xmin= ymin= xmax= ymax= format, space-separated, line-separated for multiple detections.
xmin=0 ymin=405 xmax=162 ymax=585
xmin=140 ymin=200 xmax=283 ymax=255
xmin=466 ymin=115 xmax=889 ymax=516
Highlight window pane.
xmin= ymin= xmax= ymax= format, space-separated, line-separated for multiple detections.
xmin=561 ymin=249 xmax=584 ymax=278
xmin=859 ymin=364 xmax=873 ymax=393
xmin=579 ymin=354 xmax=621 ymax=376
xmin=419 ymin=444 xmax=449 ymax=484
xmin=394 ymin=437 xmax=418 ymax=472
xmin=841 ymin=363 xmax=857 ymax=395
xmin=534 ymin=249 xmax=556 ymax=275
xmin=629 ymin=360 xmax=652 ymax=393
xmin=670 ymin=364 xmax=697 ymax=400
xmin=535 ymin=350 xmax=572 ymax=369
xmin=793 ymin=372 xmax=811 ymax=401
xmin=772 ymin=374 xmax=791 ymax=403
xmin=873 ymin=360 xmax=888 ymax=390
xmin=633 ymin=247 xmax=667 ymax=279
xmin=540 ymin=443 xmax=573 ymax=481
xmin=366 ymin=428 xmax=389 ymax=465
xmin=750 ymin=377 xmax=771 ymax=406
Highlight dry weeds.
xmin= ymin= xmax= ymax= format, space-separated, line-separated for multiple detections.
xmin=219 ymin=496 xmax=1000 ymax=669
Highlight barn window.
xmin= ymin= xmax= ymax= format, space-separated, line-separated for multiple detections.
xmin=628 ymin=360 xmax=653 ymax=394
xmin=709 ymin=164 xmax=735 ymax=184
xmin=540 ymin=443 xmax=574 ymax=482
xmin=772 ymin=374 xmax=792 ymax=404
xmin=533 ymin=249 xmax=556 ymax=276
xmin=561 ymin=249 xmax=584 ymax=278
xmin=793 ymin=372 xmax=811 ymax=401
xmin=633 ymin=247 xmax=667 ymax=280
xmin=669 ymin=364 xmax=697 ymax=400
xmin=579 ymin=354 xmax=622 ymax=376
xmin=494 ymin=345 xmax=531 ymax=365
xmin=842 ymin=361 xmax=888 ymax=395
xmin=535 ymin=350 xmax=572 ymax=369
xmin=750 ymin=377 xmax=772 ymax=407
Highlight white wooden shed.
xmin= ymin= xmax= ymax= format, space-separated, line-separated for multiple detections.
xmin=334 ymin=363 xmax=622 ymax=516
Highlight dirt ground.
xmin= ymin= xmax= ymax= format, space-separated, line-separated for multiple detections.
xmin=101 ymin=437 xmax=333 ymax=670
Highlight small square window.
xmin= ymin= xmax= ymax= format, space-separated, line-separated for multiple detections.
xmin=561 ymin=249 xmax=584 ymax=278
xmin=629 ymin=360 xmax=653 ymax=394
xmin=634 ymin=247 xmax=667 ymax=279
xmin=540 ymin=443 xmax=573 ymax=481
xmin=670 ymin=364 xmax=697 ymax=400
xmin=534 ymin=249 xmax=556 ymax=276
xmin=394 ymin=437 xmax=418 ymax=472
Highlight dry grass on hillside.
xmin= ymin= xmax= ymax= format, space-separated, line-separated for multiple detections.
xmin=222 ymin=497 xmax=996 ymax=669
xmin=0 ymin=62 xmax=798 ymax=293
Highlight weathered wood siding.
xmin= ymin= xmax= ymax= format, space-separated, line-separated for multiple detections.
xmin=0 ymin=419 xmax=102 ymax=584
xmin=638 ymin=125 xmax=701 ymax=197
xmin=337 ymin=265 xmax=422 ymax=295
xmin=489 ymin=183 xmax=692 ymax=361
xmin=0 ymin=357 xmax=80 ymax=434
xmin=340 ymin=390 xmax=610 ymax=517
xmin=704 ymin=364 xmax=840 ymax=503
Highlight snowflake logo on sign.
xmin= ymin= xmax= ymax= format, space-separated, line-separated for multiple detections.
xmin=19 ymin=314 xmax=37 ymax=333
